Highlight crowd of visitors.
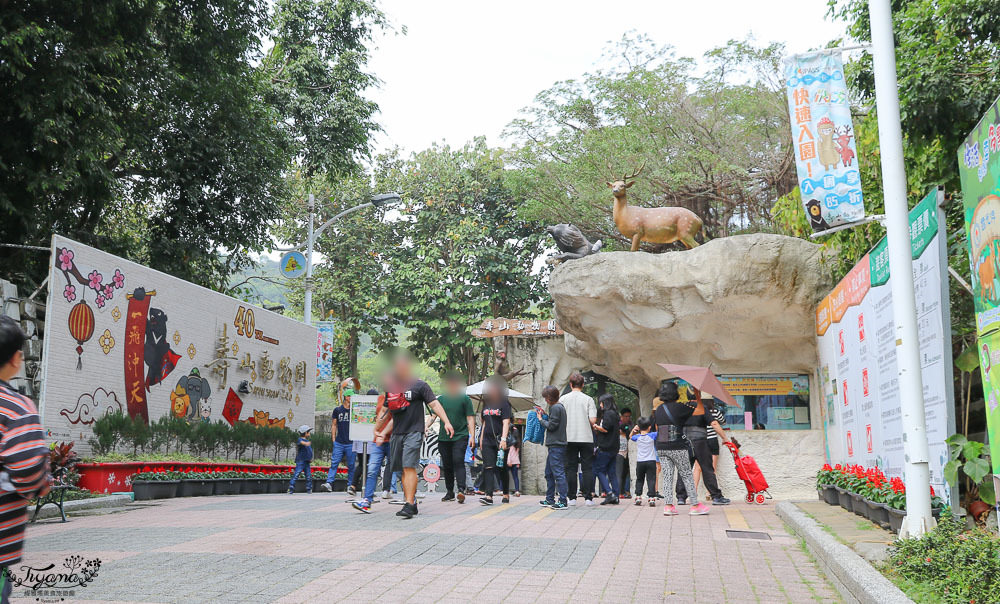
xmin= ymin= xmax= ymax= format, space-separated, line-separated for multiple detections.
xmin=301 ymin=352 xmax=733 ymax=519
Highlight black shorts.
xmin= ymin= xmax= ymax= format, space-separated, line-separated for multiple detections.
xmin=707 ymin=438 xmax=720 ymax=456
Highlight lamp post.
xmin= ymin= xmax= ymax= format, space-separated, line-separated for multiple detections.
xmin=868 ymin=0 xmax=934 ymax=537
xmin=282 ymin=192 xmax=402 ymax=324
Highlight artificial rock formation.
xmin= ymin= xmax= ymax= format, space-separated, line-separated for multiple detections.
xmin=549 ymin=233 xmax=830 ymax=412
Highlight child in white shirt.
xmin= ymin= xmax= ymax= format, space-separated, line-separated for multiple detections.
xmin=630 ymin=417 xmax=658 ymax=507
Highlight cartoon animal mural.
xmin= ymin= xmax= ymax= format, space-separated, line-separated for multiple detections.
xmin=198 ymin=400 xmax=211 ymax=423
xmin=817 ymin=117 xmax=839 ymax=171
xmin=170 ymin=368 xmax=211 ymax=421
xmin=60 ymin=388 xmax=124 ymax=425
xmin=144 ymin=307 xmax=180 ymax=389
xmin=806 ymin=198 xmax=830 ymax=231
xmin=246 ymin=409 xmax=286 ymax=429
xmin=835 ymin=125 xmax=855 ymax=167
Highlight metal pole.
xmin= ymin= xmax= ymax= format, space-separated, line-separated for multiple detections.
xmin=868 ymin=0 xmax=934 ymax=537
xmin=303 ymin=194 xmax=315 ymax=325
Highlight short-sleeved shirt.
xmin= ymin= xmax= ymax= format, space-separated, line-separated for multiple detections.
xmin=706 ymin=406 xmax=725 ymax=439
xmin=480 ymin=398 xmax=512 ymax=446
xmin=437 ymin=393 xmax=475 ymax=441
xmin=333 ymin=405 xmax=351 ymax=444
xmin=388 ymin=379 xmax=436 ymax=435
xmin=295 ymin=437 xmax=313 ymax=462
xmin=560 ymin=390 xmax=597 ymax=443
xmin=654 ymin=402 xmax=695 ymax=450
xmin=631 ymin=432 xmax=658 ymax=462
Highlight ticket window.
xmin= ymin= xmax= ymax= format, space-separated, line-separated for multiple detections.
xmin=714 ymin=374 xmax=811 ymax=431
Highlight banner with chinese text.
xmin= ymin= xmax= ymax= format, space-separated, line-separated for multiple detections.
xmin=784 ymin=52 xmax=864 ymax=232
xmin=316 ymin=321 xmax=335 ymax=382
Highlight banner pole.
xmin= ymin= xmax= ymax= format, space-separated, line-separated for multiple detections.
xmin=868 ymin=0 xmax=935 ymax=537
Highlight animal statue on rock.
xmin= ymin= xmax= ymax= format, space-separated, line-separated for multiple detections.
xmin=545 ymin=223 xmax=603 ymax=264
xmin=607 ymin=162 xmax=703 ymax=251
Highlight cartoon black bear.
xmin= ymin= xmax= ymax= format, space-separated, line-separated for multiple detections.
xmin=143 ymin=307 xmax=179 ymax=389
xmin=806 ymin=199 xmax=830 ymax=231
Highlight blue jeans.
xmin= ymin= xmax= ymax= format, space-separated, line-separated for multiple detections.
xmin=363 ymin=442 xmax=390 ymax=502
xmin=327 ymin=441 xmax=356 ymax=485
xmin=289 ymin=459 xmax=312 ymax=491
xmin=594 ymin=450 xmax=619 ymax=497
xmin=545 ymin=446 xmax=568 ymax=503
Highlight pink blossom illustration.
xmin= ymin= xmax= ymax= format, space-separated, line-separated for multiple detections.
xmin=96 ymin=295 xmax=106 ymax=308
xmin=63 ymin=284 xmax=77 ymax=303
xmin=103 ymin=284 xmax=114 ymax=300
xmin=58 ymin=248 xmax=75 ymax=270
xmin=87 ymin=270 xmax=103 ymax=290
xmin=112 ymin=269 xmax=125 ymax=289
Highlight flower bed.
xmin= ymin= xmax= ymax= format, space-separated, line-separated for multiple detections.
xmin=129 ymin=468 xmax=337 ymax=498
xmin=815 ymin=463 xmax=943 ymax=533
xmin=79 ymin=462 xmax=346 ymax=494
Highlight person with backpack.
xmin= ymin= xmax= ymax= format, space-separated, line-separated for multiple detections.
xmin=653 ymin=382 xmax=707 ymax=516
xmin=0 ymin=317 xmax=51 ymax=602
xmin=478 ymin=376 xmax=512 ymax=505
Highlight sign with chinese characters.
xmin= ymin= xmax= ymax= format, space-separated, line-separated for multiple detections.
xmin=783 ymin=51 xmax=864 ymax=232
xmin=958 ymin=94 xmax=1000 ymax=491
xmin=316 ymin=321 xmax=335 ymax=382
xmin=471 ymin=318 xmax=563 ymax=338
xmin=40 ymin=236 xmax=317 ymax=454
xmin=815 ymin=190 xmax=953 ymax=497
xmin=348 ymin=394 xmax=378 ymax=443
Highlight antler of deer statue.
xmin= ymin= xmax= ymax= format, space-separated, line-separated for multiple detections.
xmin=607 ymin=162 xmax=703 ymax=251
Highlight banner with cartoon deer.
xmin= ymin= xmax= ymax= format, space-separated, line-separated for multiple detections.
xmin=783 ymin=51 xmax=865 ymax=232
xmin=41 ymin=235 xmax=317 ymax=454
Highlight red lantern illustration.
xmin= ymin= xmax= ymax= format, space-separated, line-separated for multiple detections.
xmin=68 ymin=300 xmax=95 ymax=369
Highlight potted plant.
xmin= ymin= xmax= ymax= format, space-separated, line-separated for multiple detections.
xmin=833 ymin=465 xmax=854 ymax=513
xmin=212 ymin=470 xmax=243 ymax=495
xmin=269 ymin=471 xmax=292 ymax=494
xmin=860 ymin=468 xmax=890 ymax=529
xmin=177 ymin=471 xmax=215 ymax=497
xmin=815 ymin=464 xmax=838 ymax=505
xmin=241 ymin=471 xmax=269 ymax=495
xmin=131 ymin=471 xmax=181 ymax=500
xmin=885 ymin=477 xmax=907 ymax=533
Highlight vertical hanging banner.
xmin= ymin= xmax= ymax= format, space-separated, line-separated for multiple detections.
xmin=784 ymin=51 xmax=864 ymax=232
xmin=958 ymin=93 xmax=1000 ymax=493
xmin=316 ymin=321 xmax=335 ymax=382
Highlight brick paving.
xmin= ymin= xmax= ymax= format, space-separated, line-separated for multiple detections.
xmin=13 ymin=494 xmax=841 ymax=603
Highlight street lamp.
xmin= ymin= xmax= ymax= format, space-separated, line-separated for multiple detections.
xmin=278 ymin=192 xmax=402 ymax=324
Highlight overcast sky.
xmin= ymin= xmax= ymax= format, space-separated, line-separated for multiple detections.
xmin=366 ymin=0 xmax=849 ymax=155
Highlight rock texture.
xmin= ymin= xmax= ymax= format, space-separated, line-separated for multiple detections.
xmin=549 ymin=234 xmax=830 ymax=410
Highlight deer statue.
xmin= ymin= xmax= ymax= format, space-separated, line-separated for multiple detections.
xmin=607 ymin=162 xmax=703 ymax=251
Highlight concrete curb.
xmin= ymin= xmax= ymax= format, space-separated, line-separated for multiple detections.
xmin=32 ymin=494 xmax=133 ymax=521
xmin=776 ymin=501 xmax=912 ymax=604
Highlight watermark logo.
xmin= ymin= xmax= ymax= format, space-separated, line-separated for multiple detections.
xmin=4 ymin=555 xmax=101 ymax=602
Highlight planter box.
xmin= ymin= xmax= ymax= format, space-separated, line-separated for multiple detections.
xmin=213 ymin=479 xmax=243 ymax=496
xmin=866 ymin=500 xmax=890 ymax=529
xmin=818 ymin=484 xmax=838 ymax=505
xmin=269 ymin=478 xmax=290 ymax=494
xmin=835 ymin=486 xmax=853 ymax=513
xmin=851 ymin=493 xmax=867 ymax=518
xmin=132 ymin=480 xmax=179 ymax=501
xmin=177 ymin=479 xmax=215 ymax=497
xmin=887 ymin=506 xmax=905 ymax=533
xmin=79 ymin=462 xmax=340 ymax=494
xmin=241 ymin=478 xmax=269 ymax=495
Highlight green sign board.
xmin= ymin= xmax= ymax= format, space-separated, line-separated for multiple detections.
xmin=867 ymin=189 xmax=938 ymax=288
xmin=959 ymin=94 xmax=1000 ymax=485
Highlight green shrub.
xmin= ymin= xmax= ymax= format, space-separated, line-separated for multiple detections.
xmin=89 ymin=411 xmax=130 ymax=454
xmin=311 ymin=431 xmax=333 ymax=461
xmin=885 ymin=514 xmax=1000 ymax=603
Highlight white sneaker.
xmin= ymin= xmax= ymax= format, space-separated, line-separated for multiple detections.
xmin=347 ymin=485 xmax=356 ymax=496
xmin=382 ymin=491 xmax=390 ymax=500
xmin=320 ymin=483 xmax=332 ymax=492
xmin=585 ymin=499 xmax=594 ymax=507
xmin=568 ymin=499 xmax=577 ymax=506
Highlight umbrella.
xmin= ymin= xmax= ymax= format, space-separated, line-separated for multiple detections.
xmin=465 ymin=379 xmax=535 ymax=412
xmin=656 ymin=363 xmax=737 ymax=407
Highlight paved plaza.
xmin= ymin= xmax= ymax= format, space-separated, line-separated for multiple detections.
xmin=14 ymin=494 xmax=840 ymax=603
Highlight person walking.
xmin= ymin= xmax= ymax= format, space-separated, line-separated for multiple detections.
xmin=561 ymin=373 xmax=597 ymax=506
xmin=675 ymin=390 xmax=732 ymax=506
xmin=536 ymin=385 xmax=568 ymax=510
xmin=288 ymin=426 xmax=314 ymax=494
xmin=436 ymin=372 xmax=476 ymax=504
xmin=322 ymin=382 xmax=356 ymax=493
xmin=653 ymin=382 xmax=707 ymax=516
xmin=593 ymin=394 xmax=620 ymax=505
xmin=617 ymin=407 xmax=632 ymax=499
xmin=478 ymin=377 xmax=512 ymax=505
xmin=699 ymin=398 xmax=727 ymax=501
xmin=0 ymin=316 xmax=51 ymax=602
xmin=507 ymin=425 xmax=522 ymax=497
xmin=384 ymin=352 xmax=453 ymax=519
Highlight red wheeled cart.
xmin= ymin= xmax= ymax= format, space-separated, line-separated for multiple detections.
xmin=724 ymin=442 xmax=771 ymax=504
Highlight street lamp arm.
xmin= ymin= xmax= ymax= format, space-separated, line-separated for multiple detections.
xmin=313 ymin=201 xmax=373 ymax=240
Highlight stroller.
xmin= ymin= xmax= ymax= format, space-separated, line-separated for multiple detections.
xmin=724 ymin=441 xmax=771 ymax=504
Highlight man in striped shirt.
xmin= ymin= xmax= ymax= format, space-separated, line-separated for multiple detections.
xmin=0 ymin=316 xmax=51 ymax=602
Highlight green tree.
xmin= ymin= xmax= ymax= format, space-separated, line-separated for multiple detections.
xmin=505 ymin=34 xmax=795 ymax=247
xmin=377 ymin=141 xmax=548 ymax=379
